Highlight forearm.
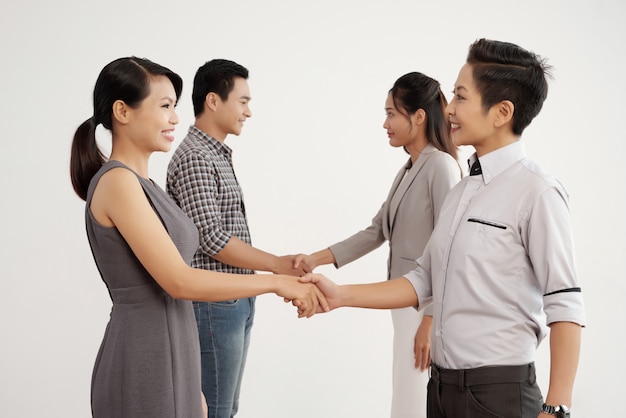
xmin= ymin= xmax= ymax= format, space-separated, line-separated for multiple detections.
xmin=212 ymin=236 xmax=278 ymax=272
xmin=340 ymin=277 xmax=418 ymax=309
xmin=309 ymin=248 xmax=336 ymax=267
xmin=161 ymin=262 xmax=279 ymax=301
xmin=544 ymin=321 xmax=582 ymax=408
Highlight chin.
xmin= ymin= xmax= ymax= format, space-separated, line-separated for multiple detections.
xmin=158 ymin=143 xmax=173 ymax=153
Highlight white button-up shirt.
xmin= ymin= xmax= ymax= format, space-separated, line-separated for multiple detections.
xmin=404 ymin=140 xmax=585 ymax=369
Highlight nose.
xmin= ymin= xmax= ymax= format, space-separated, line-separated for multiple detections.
xmin=171 ymin=109 xmax=179 ymax=125
xmin=444 ymin=99 xmax=454 ymax=116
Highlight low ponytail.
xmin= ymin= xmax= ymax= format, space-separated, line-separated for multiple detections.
xmin=433 ymin=88 xmax=458 ymax=160
xmin=70 ymin=117 xmax=105 ymax=201
xmin=69 ymin=56 xmax=183 ymax=201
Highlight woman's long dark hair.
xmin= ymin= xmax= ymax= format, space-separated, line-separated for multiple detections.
xmin=389 ymin=72 xmax=457 ymax=160
xmin=70 ymin=57 xmax=183 ymax=200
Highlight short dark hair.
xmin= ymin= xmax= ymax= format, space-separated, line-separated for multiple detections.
xmin=467 ymin=38 xmax=552 ymax=136
xmin=192 ymin=59 xmax=249 ymax=117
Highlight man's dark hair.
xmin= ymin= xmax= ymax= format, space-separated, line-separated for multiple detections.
xmin=192 ymin=59 xmax=249 ymax=117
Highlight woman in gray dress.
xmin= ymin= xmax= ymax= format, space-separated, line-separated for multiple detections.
xmin=70 ymin=57 xmax=328 ymax=418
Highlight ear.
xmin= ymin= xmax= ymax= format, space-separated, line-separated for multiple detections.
xmin=112 ymin=100 xmax=131 ymax=125
xmin=412 ymin=108 xmax=426 ymax=126
xmin=494 ymin=100 xmax=514 ymax=128
xmin=205 ymin=92 xmax=219 ymax=112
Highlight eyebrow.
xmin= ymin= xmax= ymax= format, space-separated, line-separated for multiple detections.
xmin=240 ymin=95 xmax=252 ymax=101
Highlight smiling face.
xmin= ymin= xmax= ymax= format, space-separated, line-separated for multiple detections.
xmin=212 ymin=76 xmax=252 ymax=140
xmin=446 ymin=63 xmax=501 ymax=156
xmin=124 ymin=75 xmax=179 ymax=154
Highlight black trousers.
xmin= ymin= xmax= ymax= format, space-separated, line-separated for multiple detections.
xmin=427 ymin=362 xmax=543 ymax=418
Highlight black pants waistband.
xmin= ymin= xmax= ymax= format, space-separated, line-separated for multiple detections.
xmin=430 ymin=362 xmax=536 ymax=387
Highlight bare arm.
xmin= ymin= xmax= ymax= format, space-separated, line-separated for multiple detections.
xmin=215 ymin=237 xmax=309 ymax=275
xmin=294 ymin=203 xmax=387 ymax=272
xmin=293 ymin=248 xmax=336 ymax=271
xmin=169 ymin=153 xmax=308 ymax=276
xmin=540 ymin=321 xmax=582 ymax=415
xmin=301 ymin=273 xmax=419 ymax=311
xmin=91 ymin=168 xmax=327 ymax=315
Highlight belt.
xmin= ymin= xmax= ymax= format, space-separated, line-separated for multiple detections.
xmin=430 ymin=362 xmax=535 ymax=388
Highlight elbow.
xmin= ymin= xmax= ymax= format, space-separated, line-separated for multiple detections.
xmin=156 ymin=268 xmax=194 ymax=300
xmin=163 ymin=279 xmax=189 ymax=300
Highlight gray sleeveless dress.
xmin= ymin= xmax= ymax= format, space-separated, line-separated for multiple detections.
xmin=86 ymin=161 xmax=204 ymax=418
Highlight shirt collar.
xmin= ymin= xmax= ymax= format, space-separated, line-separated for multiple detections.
xmin=188 ymin=125 xmax=233 ymax=156
xmin=468 ymin=140 xmax=526 ymax=184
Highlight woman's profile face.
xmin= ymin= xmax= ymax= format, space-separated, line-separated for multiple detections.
xmin=383 ymin=93 xmax=417 ymax=149
xmin=124 ymin=76 xmax=180 ymax=154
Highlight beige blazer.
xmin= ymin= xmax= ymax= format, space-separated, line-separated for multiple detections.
xmin=330 ymin=143 xmax=462 ymax=285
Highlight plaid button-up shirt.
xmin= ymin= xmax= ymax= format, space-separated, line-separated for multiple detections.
xmin=166 ymin=125 xmax=253 ymax=275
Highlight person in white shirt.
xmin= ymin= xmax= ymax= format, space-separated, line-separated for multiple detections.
xmin=301 ymin=38 xmax=585 ymax=418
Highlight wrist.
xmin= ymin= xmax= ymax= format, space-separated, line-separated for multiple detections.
xmin=541 ymin=403 xmax=570 ymax=418
xmin=268 ymin=255 xmax=282 ymax=274
xmin=311 ymin=249 xmax=333 ymax=267
xmin=267 ymin=274 xmax=283 ymax=295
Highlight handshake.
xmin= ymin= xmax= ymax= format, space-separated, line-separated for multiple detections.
xmin=270 ymin=252 xmax=338 ymax=318
xmin=270 ymin=251 xmax=417 ymax=318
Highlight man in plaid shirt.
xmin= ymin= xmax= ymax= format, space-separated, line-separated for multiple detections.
xmin=166 ymin=59 xmax=307 ymax=418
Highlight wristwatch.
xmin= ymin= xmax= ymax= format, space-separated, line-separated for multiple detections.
xmin=541 ymin=403 xmax=570 ymax=417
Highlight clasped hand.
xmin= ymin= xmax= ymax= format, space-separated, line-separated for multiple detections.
xmin=282 ymin=273 xmax=341 ymax=317
xmin=273 ymin=254 xmax=339 ymax=318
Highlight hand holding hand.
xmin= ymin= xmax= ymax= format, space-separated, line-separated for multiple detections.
xmin=273 ymin=254 xmax=311 ymax=276
xmin=293 ymin=253 xmax=317 ymax=272
xmin=275 ymin=275 xmax=329 ymax=318
xmin=298 ymin=273 xmax=341 ymax=312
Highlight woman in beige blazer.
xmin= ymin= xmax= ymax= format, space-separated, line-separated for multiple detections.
xmin=295 ymin=72 xmax=462 ymax=418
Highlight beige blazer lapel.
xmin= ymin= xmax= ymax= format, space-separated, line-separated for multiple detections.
xmin=387 ymin=144 xmax=437 ymax=234
xmin=383 ymin=159 xmax=411 ymax=239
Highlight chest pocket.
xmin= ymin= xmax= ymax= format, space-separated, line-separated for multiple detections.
xmin=467 ymin=217 xmax=507 ymax=230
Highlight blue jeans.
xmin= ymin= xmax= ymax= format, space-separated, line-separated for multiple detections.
xmin=193 ymin=298 xmax=255 ymax=418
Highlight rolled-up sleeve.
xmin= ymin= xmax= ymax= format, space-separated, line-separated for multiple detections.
xmin=526 ymin=185 xmax=586 ymax=327
xmin=403 ymin=243 xmax=433 ymax=311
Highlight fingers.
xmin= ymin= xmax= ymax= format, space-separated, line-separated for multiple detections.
xmin=292 ymin=254 xmax=317 ymax=274
xmin=301 ymin=284 xmax=319 ymax=318
xmin=298 ymin=273 xmax=324 ymax=284
xmin=421 ymin=351 xmax=431 ymax=371
xmin=313 ymin=283 xmax=330 ymax=312
xmin=414 ymin=348 xmax=431 ymax=370
xmin=292 ymin=283 xmax=330 ymax=318
xmin=414 ymin=337 xmax=431 ymax=371
xmin=414 ymin=347 xmax=422 ymax=369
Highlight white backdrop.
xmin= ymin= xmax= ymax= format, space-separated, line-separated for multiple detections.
xmin=1 ymin=1 xmax=624 ymax=417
